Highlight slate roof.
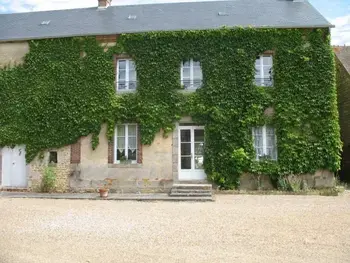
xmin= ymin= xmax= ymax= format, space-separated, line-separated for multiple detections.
xmin=335 ymin=46 xmax=350 ymax=75
xmin=0 ymin=0 xmax=333 ymax=42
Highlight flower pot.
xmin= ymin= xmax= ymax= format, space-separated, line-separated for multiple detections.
xmin=99 ymin=188 xmax=109 ymax=198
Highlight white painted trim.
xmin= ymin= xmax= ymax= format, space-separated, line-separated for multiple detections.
xmin=180 ymin=59 xmax=202 ymax=90
xmin=114 ymin=123 xmax=138 ymax=164
xmin=252 ymin=125 xmax=277 ymax=160
xmin=178 ymin=125 xmax=206 ymax=180
xmin=116 ymin=59 xmax=136 ymax=91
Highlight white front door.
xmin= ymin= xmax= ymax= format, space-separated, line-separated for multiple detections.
xmin=178 ymin=126 xmax=206 ymax=180
xmin=2 ymin=146 xmax=27 ymax=187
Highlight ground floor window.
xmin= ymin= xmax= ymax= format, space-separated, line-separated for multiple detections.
xmin=114 ymin=124 xmax=138 ymax=164
xmin=252 ymin=125 xmax=277 ymax=160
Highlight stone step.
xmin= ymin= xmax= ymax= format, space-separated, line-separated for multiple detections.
xmin=170 ymin=183 xmax=213 ymax=197
xmin=169 ymin=192 xmax=212 ymax=197
xmin=171 ymin=184 xmax=212 ymax=190
xmin=171 ymin=189 xmax=212 ymax=194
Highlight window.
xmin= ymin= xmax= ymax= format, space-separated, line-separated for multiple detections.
xmin=116 ymin=59 xmax=137 ymax=91
xmin=252 ymin=125 xmax=277 ymax=160
xmin=114 ymin=124 xmax=138 ymax=164
xmin=255 ymin=55 xmax=273 ymax=87
xmin=49 ymin=151 xmax=58 ymax=164
xmin=181 ymin=59 xmax=203 ymax=90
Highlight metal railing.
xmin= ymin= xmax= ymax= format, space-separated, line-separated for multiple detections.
xmin=181 ymin=79 xmax=203 ymax=90
xmin=116 ymin=81 xmax=137 ymax=91
xmin=254 ymin=78 xmax=273 ymax=87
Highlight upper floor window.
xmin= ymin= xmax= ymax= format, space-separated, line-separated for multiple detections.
xmin=115 ymin=124 xmax=138 ymax=164
xmin=255 ymin=55 xmax=273 ymax=87
xmin=181 ymin=59 xmax=203 ymax=90
xmin=252 ymin=125 xmax=277 ymax=160
xmin=116 ymin=59 xmax=137 ymax=91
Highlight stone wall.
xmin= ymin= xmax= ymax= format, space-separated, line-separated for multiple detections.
xmin=239 ymin=170 xmax=335 ymax=191
xmin=70 ymin=124 xmax=173 ymax=193
xmin=0 ymin=42 xmax=29 ymax=68
xmin=28 ymin=146 xmax=71 ymax=192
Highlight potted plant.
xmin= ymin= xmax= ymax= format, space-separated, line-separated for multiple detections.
xmin=99 ymin=187 xmax=109 ymax=198
xmin=120 ymin=155 xmax=131 ymax=164
xmin=98 ymin=179 xmax=112 ymax=198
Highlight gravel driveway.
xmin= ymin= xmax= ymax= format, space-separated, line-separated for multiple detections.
xmin=0 ymin=193 xmax=349 ymax=263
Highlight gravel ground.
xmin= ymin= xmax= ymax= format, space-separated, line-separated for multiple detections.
xmin=0 ymin=193 xmax=350 ymax=263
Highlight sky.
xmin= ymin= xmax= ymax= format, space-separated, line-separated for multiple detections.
xmin=0 ymin=0 xmax=349 ymax=45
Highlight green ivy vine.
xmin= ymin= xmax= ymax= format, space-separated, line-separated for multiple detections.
xmin=0 ymin=28 xmax=341 ymax=189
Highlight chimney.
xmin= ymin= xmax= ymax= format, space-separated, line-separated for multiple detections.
xmin=98 ymin=0 xmax=112 ymax=8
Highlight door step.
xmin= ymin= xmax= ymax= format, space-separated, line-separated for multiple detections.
xmin=0 ymin=187 xmax=28 ymax=192
xmin=170 ymin=184 xmax=213 ymax=197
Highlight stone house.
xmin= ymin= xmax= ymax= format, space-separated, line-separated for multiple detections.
xmin=335 ymin=46 xmax=350 ymax=183
xmin=0 ymin=0 xmax=339 ymax=193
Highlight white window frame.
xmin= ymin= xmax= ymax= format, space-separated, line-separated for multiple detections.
xmin=114 ymin=123 xmax=138 ymax=164
xmin=116 ymin=59 xmax=137 ymax=91
xmin=180 ymin=59 xmax=203 ymax=90
xmin=255 ymin=55 xmax=273 ymax=87
xmin=252 ymin=125 xmax=277 ymax=161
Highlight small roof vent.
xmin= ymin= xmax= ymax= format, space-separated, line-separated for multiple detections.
xmin=218 ymin=12 xmax=229 ymax=16
xmin=127 ymin=15 xmax=137 ymax=20
xmin=40 ymin=20 xmax=51 ymax=25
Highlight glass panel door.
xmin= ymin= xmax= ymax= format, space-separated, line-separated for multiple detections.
xmin=180 ymin=129 xmax=192 ymax=170
xmin=179 ymin=126 xmax=206 ymax=180
xmin=194 ymin=129 xmax=204 ymax=169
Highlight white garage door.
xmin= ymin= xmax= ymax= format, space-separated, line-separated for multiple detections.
xmin=1 ymin=146 xmax=27 ymax=187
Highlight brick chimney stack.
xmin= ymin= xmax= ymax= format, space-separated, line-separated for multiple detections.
xmin=98 ymin=0 xmax=112 ymax=8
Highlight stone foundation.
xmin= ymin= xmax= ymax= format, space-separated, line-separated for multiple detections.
xmin=239 ymin=170 xmax=335 ymax=191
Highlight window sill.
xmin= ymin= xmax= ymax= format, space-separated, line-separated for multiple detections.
xmin=178 ymin=89 xmax=199 ymax=93
xmin=116 ymin=90 xmax=137 ymax=94
xmin=108 ymin=163 xmax=143 ymax=168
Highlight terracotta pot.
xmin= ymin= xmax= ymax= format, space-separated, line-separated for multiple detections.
xmin=99 ymin=189 xmax=109 ymax=198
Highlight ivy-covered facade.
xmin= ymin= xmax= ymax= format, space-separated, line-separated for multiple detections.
xmin=0 ymin=1 xmax=341 ymax=192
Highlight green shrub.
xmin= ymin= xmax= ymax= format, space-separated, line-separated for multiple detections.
xmin=41 ymin=166 xmax=56 ymax=192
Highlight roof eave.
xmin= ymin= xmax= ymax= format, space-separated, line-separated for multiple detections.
xmin=0 ymin=24 xmax=335 ymax=43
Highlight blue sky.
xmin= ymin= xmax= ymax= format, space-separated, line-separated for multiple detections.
xmin=0 ymin=0 xmax=349 ymax=45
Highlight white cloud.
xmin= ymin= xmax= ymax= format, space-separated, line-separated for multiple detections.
xmin=330 ymin=15 xmax=350 ymax=45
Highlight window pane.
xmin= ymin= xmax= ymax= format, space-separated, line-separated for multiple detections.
xmin=117 ymin=137 xmax=125 ymax=149
xmin=181 ymin=143 xmax=191 ymax=156
xmin=128 ymin=149 xmax=137 ymax=160
xmin=118 ymin=60 xmax=126 ymax=70
xmin=253 ymin=127 xmax=263 ymax=135
xmin=118 ymin=82 xmax=126 ymax=90
xmin=118 ymin=70 xmax=126 ymax=80
xmin=255 ymin=57 xmax=261 ymax=66
xmin=263 ymin=66 xmax=272 ymax=77
xmin=129 ymin=70 xmax=136 ymax=81
xmin=129 ymin=82 xmax=137 ymax=90
xmin=195 ymin=143 xmax=204 ymax=155
xmin=117 ymin=149 xmax=125 ymax=161
xmin=117 ymin=125 xmax=125 ymax=136
xmin=180 ymin=130 xmax=191 ymax=142
xmin=182 ymin=67 xmax=190 ymax=79
xmin=183 ymin=61 xmax=191 ymax=67
xmin=193 ymin=61 xmax=201 ymax=67
xmin=266 ymin=126 xmax=275 ymax=135
xmin=256 ymin=148 xmax=263 ymax=159
xmin=263 ymin=56 xmax=272 ymax=65
xmin=181 ymin=157 xmax=191 ymax=169
xmin=128 ymin=137 xmax=137 ymax=149
xmin=194 ymin=130 xmax=204 ymax=142
xmin=128 ymin=125 xmax=137 ymax=136
xmin=193 ymin=67 xmax=202 ymax=80
xmin=129 ymin=60 xmax=135 ymax=70
xmin=195 ymin=156 xmax=204 ymax=169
